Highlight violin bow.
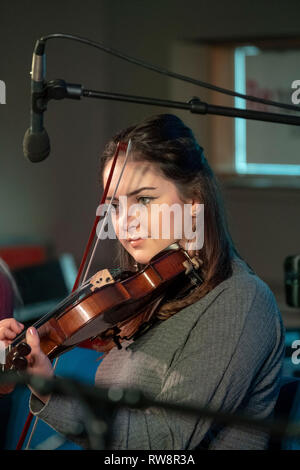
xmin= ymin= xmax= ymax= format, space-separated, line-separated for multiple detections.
xmin=16 ymin=139 xmax=131 ymax=450
xmin=81 ymin=139 xmax=132 ymax=285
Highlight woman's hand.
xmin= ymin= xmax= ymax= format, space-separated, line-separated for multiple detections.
xmin=25 ymin=326 xmax=54 ymax=404
xmin=0 ymin=318 xmax=24 ymax=395
xmin=0 ymin=317 xmax=24 ymax=341
xmin=0 ymin=319 xmax=54 ymax=403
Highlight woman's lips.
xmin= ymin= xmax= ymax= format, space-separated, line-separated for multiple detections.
xmin=127 ymin=238 xmax=145 ymax=247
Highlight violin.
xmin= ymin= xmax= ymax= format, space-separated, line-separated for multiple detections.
xmin=2 ymin=243 xmax=201 ymax=372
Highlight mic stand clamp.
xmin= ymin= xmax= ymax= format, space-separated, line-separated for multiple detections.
xmin=32 ymin=79 xmax=83 ymax=115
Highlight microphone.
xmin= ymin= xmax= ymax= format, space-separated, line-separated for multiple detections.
xmin=23 ymin=40 xmax=50 ymax=162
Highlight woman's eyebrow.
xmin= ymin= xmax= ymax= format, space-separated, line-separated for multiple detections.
xmin=106 ymin=187 xmax=157 ymax=201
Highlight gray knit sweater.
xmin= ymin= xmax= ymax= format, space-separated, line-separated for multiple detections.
xmin=30 ymin=256 xmax=285 ymax=450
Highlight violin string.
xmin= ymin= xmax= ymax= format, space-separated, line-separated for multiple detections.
xmin=82 ymin=139 xmax=132 ymax=284
xmin=25 ymin=416 xmax=38 ymax=450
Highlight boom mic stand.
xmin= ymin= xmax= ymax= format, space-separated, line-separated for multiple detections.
xmin=32 ymin=79 xmax=300 ymax=128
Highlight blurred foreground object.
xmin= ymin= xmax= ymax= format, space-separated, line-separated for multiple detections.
xmin=0 ymin=258 xmax=22 ymax=320
xmin=285 ymin=255 xmax=300 ymax=308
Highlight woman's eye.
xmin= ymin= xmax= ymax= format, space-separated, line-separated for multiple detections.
xmin=137 ymin=196 xmax=153 ymax=205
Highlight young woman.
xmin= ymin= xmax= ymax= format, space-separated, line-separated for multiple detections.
xmin=0 ymin=114 xmax=285 ymax=450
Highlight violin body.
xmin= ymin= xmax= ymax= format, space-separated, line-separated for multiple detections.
xmin=2 ymin=244 xmax=200 ymax=371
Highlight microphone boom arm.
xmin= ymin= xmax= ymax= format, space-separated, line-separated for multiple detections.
xmin=41 ymin=79 xmax=300 ymax=127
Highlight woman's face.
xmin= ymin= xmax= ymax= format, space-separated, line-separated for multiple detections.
xmin=103 ymin=154 xmax=198 ymax=265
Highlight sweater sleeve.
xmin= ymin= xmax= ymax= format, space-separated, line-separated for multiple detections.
xmin=29 ymin=391 xmax=90 ymax=449
xmin=107 ymin=280 xmax=285 ymax=450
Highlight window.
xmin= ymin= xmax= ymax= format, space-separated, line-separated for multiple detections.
xmin=234 ymin=45 xmax=300 ymax=176
xmin=170 ymin=37 xmax=300 ymax=185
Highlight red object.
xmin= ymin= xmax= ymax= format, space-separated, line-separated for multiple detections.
xmin=16 ymin=414 xmax=33 ymax=450
xmin=0 ymin=271 xmax=14 ymax=320
xmin=0 ymin=246 xmax=47 ymax=270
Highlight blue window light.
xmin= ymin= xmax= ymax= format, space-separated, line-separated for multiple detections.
xmin=234 ymin=46 xmax=300 ymax=176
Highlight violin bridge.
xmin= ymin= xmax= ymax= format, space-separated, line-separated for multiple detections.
xmin=89 ymin=269 xmax=115 ymax=292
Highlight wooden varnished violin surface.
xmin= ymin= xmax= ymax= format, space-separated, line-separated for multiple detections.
xmin=1 ymin=243 xmax=201 ymax=373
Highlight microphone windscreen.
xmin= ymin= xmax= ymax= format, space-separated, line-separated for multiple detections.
xmin=23 ymin=128 xmax=50 ymax=163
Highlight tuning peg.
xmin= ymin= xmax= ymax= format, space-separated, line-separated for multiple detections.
xmin=16 ymin=342 xmax=31 ymax=357
xmin=11 ymin=355 xmax=28 ymax=371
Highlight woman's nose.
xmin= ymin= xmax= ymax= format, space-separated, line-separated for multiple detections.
xmin=116 ymin=202 xmax=140 ymax=238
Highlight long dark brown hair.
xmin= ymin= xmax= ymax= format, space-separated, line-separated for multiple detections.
xmin=97 ymin=114 xmax=245 ymax=352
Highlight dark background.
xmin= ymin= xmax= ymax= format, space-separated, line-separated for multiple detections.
xmin=1 ymin=0 xmax=300 ymax=326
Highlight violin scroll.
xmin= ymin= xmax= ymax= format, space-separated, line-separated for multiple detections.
xmin=2 ymin=341 xmax=31 ymax=372
xmin=11 ymin=342 xmax=32 ymax=370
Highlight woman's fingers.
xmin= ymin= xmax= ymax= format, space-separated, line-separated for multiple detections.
xmin=25 ymin=327 xmax=40 ymax=352
xmin=0 ymin=318 xmax=24 ymax=341
xmin=25 ymin=327 xmax=53 ymax=374
xmin=0 ymin=328 xmax=16 ymax=340
xmin=0 ymin=323 xmax=53 ymax=402
xmin=25 ymin=327 xmax=41 ymax=367
xmin=1 ymin=318 xmax=23 ymax=333
xmin=0 ymin=320 xmax=24 ymax=395
xmin=24 ymin=327 xmax=54 ymax=403
xmin=10 ymin=320 xmax=24 ymax=335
